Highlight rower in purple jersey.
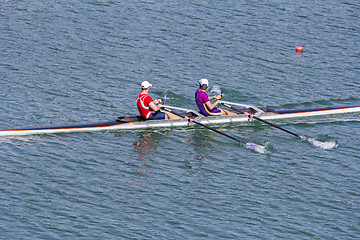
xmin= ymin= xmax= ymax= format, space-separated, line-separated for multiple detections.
xmin=195 ymin=78 xmax=236 ymax=116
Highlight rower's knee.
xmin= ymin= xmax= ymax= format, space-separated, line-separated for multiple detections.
xmin=222 ymin=109 xmax=235 ymax=115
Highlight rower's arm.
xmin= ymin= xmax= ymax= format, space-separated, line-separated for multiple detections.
xmin=149 ymin=101 xmax=161 ymax=111
xmin=205 ymin=95 xmax=221 ymax=110
xmin=205 ymin=99 xmax=220 ymax=111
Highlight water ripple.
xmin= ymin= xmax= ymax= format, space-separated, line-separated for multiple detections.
xmin=1 ymin=0 xmax=360 ymax=239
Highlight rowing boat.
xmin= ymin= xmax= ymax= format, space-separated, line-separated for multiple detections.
xmin=0 ymin=103 xmax=359 ymax=137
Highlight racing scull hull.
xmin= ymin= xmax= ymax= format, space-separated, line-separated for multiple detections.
xmin=0 ymin=105 xmax=359 ymax=137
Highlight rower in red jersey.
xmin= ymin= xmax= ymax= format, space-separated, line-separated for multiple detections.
xmin=136 ymin=81 xmax=180 ymax=120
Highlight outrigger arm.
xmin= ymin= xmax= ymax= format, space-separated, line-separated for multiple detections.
xmin=220 ymin=100 xmax=264 ymax=118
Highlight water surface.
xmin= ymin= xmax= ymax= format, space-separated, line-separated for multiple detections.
xmin=1 ymin=1 xmax=359 ymax=239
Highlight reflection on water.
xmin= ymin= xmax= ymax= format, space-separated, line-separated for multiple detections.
xmin=131 ymin=131 xmax=163 ymax=174
xmin=185 ymin=128 xmax=217 ymax=168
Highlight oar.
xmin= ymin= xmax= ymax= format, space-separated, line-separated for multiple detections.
xmin=161 ymin=106 xmax=266 ymax=153
xmin=221 ymin=102 xmax=336 ymax=149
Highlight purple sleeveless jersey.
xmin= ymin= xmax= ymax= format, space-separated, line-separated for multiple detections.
xmin=195 ymin=89 xmax=222 ymax=116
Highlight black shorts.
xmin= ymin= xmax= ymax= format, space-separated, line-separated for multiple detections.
xmin=148 ymin=110 xmax=166 ymax=120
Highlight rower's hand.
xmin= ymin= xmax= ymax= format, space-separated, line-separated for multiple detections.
xmin=154 ymin=99 xmax=162 ymax=105
xmin=214 ymin=95 xmax=222 ymax=100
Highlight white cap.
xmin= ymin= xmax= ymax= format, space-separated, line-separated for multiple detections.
xmin=141 ymin=81 xmax=152 ymax=89
xmin=199 ymin=78 xmax=209 ymax=86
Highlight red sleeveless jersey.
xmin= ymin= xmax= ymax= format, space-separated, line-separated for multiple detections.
xmin=136 ymin=93 xmax=154 ymax=119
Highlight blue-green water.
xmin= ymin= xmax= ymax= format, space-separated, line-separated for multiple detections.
xmin=1 ymin=1 xmax=359 ymax=239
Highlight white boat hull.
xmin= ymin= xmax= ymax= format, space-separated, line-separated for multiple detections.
xmin=0 ymin=105 xmax=359 ymax=137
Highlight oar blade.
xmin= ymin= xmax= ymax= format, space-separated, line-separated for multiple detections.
xmin=305 ymin=138 xmax=337 ymax=150
xmin=245 ymin=142 xmax=267 ymax=154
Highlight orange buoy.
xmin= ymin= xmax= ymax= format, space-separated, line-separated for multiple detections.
xmin=296 ymin=46 xmax=303 ymax=52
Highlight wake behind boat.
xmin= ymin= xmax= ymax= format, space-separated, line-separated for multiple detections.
xmin=0 ymin=102 xmax=359 ymax=137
